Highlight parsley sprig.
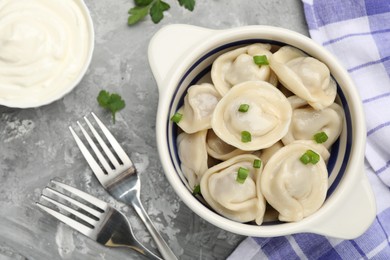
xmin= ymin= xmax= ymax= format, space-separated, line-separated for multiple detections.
xmin=97 ymin=90 xmax=126 ymax=124
xmin=128 ymin=0 xmax=195 ymax=25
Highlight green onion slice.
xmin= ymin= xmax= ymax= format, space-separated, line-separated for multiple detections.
xmin=236 ymin=167 xmax=249 ymax=184
xmin=299 ymin=153 xmax=311 ymax=165
xmin=313 ymin=131 xmax=328 ymax=144
xmin=170 ymin=112 xmax=183 ymax=123
xmin=300 ymin=149 xmax=320 ymax=165
xmin=238 ymin=104 xmax=250 ymax=112
xmin=192 ymin=184 xmax=201 ymax=196
xmin=306 ymin=150 xmax=320 ymax=164
xmin=253 ymin=159 xmax=262 ymax=168
xmin=253 ymin=55 xmax=269 ymax=65
xmin=241 ymin=131 xmax=252 ymax=143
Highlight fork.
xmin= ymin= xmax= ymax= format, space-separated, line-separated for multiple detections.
xmin=36 ymin=179 xmax=161 ymax=259
xmin=69 ymin=112 xmax=177 ymax=260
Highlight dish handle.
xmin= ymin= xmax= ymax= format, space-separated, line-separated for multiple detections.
xmin=148 ymin=24 xmax=215 ymax=93
xmin=305 ymin=172 xmax=376 ymax=239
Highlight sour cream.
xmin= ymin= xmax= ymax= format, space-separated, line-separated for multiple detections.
xmin=0 ymin=0 xmax=94 ymax=107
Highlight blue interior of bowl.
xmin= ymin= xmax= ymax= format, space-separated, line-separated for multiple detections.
xmin=166 ymin=39 xmax=352 ymax=224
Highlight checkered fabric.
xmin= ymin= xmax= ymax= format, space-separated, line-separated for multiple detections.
xmin=228 ymin=0 xmax=390 ymax=259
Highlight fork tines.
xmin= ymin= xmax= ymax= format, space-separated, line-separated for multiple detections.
xmin=69 ymin=112 xmax=132 ymax=186
xmin=36 ymin=180 xmax=107 ymax=238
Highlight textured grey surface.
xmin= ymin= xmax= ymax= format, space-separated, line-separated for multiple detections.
xmin=0 ymin=0 xmax=308 ymax=259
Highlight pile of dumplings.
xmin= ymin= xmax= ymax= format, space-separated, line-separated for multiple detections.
xmin=174 ymin=43 xmax=344 ymax=224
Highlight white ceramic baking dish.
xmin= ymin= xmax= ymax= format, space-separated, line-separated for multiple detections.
xmin=148 ymin=24 xmax=376 ymax=239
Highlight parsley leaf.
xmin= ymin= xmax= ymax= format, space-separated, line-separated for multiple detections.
xmin=135 ymin=0 xmax=153 ymax=6
xmin=178 ymin=0 xmax=195 ymax=11
xmin=97 ymin=90 xmax=126 ymax=124
xmin=128 ymin=0 xmax=195 ymax=25
xmin=128 ymin=6 xmax=150 ymax=25
xmin=150 ymin=0 xmax=170 ymax=24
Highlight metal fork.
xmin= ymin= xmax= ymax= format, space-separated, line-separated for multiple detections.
xmin=69 ymin=113 xmax=177 ymax=260
xmin=36 ymin=179 xmax=161 ymax=259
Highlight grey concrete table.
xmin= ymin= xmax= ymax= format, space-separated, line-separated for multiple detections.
xmin=0 ymin=1 xmax=308 ymax=259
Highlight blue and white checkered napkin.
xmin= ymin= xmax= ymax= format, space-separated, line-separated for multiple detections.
xmin=228 ymin=0 xmax=390 ymax=259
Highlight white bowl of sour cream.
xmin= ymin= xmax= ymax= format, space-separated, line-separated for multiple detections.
xmin=148 ymin=24 xmax=376 ymax=239
xmin=0 ymin=0 xmax=94 ymax=108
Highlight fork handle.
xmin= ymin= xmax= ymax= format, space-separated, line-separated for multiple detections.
xmin=131 ymin=196 xmax=178 ymax=260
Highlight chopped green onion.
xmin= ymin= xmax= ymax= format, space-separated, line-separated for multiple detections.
xmin=192 ymin=184 xmax=201 ymax=196
xmin=306 ymin=150 xmax=320 ymax=164
xmin=241 ymin=131 xmax=252 ymax=143
xmin=299 ymin=153 xmax=311 ymax=165
xmin=300 ymin=149 xmax=320 ymax=165
xmin=236 ymin=167 xmax=249 ymax=184
xmin=253 ymin=55 xmax=269 ymax=65
xmin=170 ymin=112 xmax=183 ymax=123
xmin=313 ymin=131 xmax=328 ymax=144
xmin=253 ymin=159 xmax=262 ymax=168
xmin=238 ymin=104 xmax=250 ymax=112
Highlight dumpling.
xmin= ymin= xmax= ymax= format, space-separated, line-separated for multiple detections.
xmin=261 ymin=141 xmax=328 ymax=222
xmin=176 ymin=83 xmax=221 ymax=134
xmin=260 ymin=141 xmax=284 ymax=165
xmin=269 ymin=46 xmax=336 ymax=110
xmin=200 ymin=154 xmax=266 ymax=224
xmin=282 ymin=95 xmax=344 ymax=149
xmin=211 ymin=43 xmax=274 ymax=96
xmin=177 ymin=130 xmax=208 ymax=190
xmin=212 ymin=81 xmax=292 ymax=151
xmin=206 ymin=129 xmax=247 ymax=160
xmin=267 ymin=71 xmax=279 ymax=87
